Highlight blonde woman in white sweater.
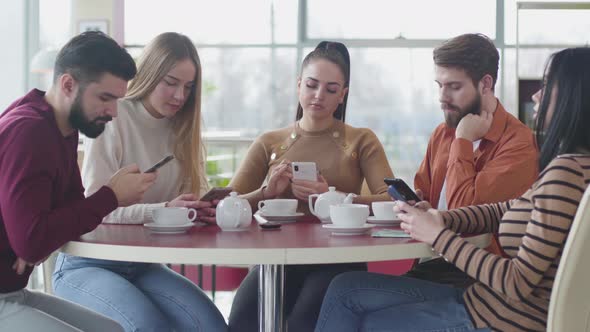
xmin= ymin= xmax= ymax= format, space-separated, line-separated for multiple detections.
xmin=52 ymin=32 xmax=227 ymax=332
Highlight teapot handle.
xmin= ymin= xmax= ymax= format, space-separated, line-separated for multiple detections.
xmin=308 ymin=194 xmax=320 ymax=217
xmin=233 ymin=200 xmax=243 ymax=228
xmin=343 ymin=193 xmax=357 ymax=204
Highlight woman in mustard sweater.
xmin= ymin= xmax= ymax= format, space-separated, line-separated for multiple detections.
xmin=228 ymin=41 xmax=394 ymax=332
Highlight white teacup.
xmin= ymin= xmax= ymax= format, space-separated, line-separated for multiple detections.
xmin=329 ymin=204 xmax=370 ymax=228
xmin=152 ymin=207 xmax=197 ymax=226
xmin=257 ymin=199 xmax=298 ymax=216
xmin=372 ymin=201 xmax=397 ymax=220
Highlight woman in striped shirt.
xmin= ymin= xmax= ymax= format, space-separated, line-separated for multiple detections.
xmin=314 ymin=47 xmax=590 ymax=332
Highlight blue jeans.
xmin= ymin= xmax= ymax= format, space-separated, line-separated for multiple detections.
xmin=53 ymin=253 xmax=227 ymax=332
xmin=315 ymin=272 xmax=488 ymax=332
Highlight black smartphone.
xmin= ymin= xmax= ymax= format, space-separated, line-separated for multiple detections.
xmin=259 ymin=221 xmax=282 ymax=230
xmin=200 ymin=187 xmax=233 ymax=202
xmin=384 ymin=178 xmax=421 ymax=202
xmin=144 ymin=155 xmax=174 ymax=173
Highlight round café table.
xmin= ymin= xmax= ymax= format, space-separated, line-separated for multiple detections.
xmin=60 ymin=216 xmax=490 ymax=332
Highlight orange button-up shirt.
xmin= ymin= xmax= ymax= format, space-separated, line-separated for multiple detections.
xmin=414 ymin=101 xmax=539 ymax=254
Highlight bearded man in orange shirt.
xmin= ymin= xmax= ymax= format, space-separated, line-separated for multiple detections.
xmin=406 ymin=33 xmax=539 ymax=287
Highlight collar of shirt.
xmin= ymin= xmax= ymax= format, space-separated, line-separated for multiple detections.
xmin=482 ymin=99 xmax=508 ymax=144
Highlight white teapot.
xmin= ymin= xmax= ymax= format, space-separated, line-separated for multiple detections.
xmin=308 ymin=186 xmax=355 ymax=223
xmin=216 ymin=192 xmax=252 ymax=231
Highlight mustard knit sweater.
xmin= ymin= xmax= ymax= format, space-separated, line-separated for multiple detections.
xmin=230 ymin=120 xmax=394 ymax=214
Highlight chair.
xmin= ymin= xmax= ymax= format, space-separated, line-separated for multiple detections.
xmin=41 ymin=252 xmax=58 ymax=294
xmin=547 ymin=186 xmax=590 ymax=332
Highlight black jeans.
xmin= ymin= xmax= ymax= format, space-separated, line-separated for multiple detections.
xmin=228 ymin=263 xmax=367 ymax=332
xmin=403 ymin=258 xmax=476 ymax=289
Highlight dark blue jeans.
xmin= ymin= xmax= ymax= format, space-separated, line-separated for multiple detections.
xmin=315 ymin=272 xmax=490 ymax=332
xmin=229 ymin=263 xmax=366 ymax=332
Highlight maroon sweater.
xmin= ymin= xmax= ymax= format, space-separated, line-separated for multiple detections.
xmin=0 ymin=89 xmax=117 ymax=293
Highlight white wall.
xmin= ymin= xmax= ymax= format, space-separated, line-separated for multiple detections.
xmin=0 ymin=1 xmax=27 ymax=110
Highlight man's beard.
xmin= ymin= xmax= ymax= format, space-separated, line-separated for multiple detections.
xmin=443 ymin=92 xmax=482 ymax=128
xmin=68 ymin=91 xmax=112 ymax=138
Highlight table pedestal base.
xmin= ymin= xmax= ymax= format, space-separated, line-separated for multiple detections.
xmin=258 ymin=264 xmax=285 ymax=332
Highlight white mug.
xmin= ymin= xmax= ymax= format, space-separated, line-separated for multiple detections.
xmin=372 ymin=201 xmax=397 ymax=220
xmin=257 ymin=199 xmax=298 ymax=216
xmin=329 ymin=204 xmax=370 ymax=228
xmin=152 ymin=207 xmax=197 ymax=226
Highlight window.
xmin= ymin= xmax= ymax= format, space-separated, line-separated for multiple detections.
xmin=345 ymin=48 xmax=441 ymax=181
xmin=308 ymin=0 xmax=496 ymax=40
xmin=125 ymin=0 xmax=297 ymax=45
xmin=122 ymin=0 xmax=504 ymax=184
xmin=198 ymin=48 xmax=298 ymax=135
xmin=39 ymin=0 xmax=72 ymax=49
xmin=122 ymin=0 xmax=588 ymax=185
xmin=505 ymin=0 xmax=590 ymax=45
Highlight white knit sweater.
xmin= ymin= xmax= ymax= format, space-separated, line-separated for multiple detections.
xmin=81 ymin=98 xmax=208 ymax=224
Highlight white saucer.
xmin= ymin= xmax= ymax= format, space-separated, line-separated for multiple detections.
xmin=257 ymin=212 xmax=304 ymax=223
xmin=220 ymin=227 xmax=249 ymax=232
xmin=367 ymin=216 xmax=401 ymax=225
xmin=144 ymin=222 xmax=194 ymax=234
xmin=322 ymin=223 xmax=375 ymax=236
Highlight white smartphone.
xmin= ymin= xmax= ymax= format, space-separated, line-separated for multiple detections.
xmin=291 ymin=162 xmax=318 ymax=181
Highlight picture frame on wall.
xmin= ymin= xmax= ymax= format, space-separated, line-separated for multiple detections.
xmin=78 ymin=19 xmax=109 ymax=34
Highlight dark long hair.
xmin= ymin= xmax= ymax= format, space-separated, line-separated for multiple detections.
xmin=295 ymin=41 xmax=350 ymax=122
xmin=536 ymin=47 xmax=590 ymax=170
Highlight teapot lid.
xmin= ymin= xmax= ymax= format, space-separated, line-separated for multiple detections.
xmin=222 ymin=192 xmax=240 ymax=202
xmin=327 ymin=186 xmax=336 ymax=192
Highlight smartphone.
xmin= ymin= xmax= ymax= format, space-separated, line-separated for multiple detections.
xmin=291 ymin=162 xmax=318 ymax=181
xmin=384 ymin=178 xmax=421 ymax=202
xmin=200 ymin=187 xmax=233 ymax=202
xmin=371 ymin=229 xmax=411 ymax=238
xmin=259 ymin=221 xmax=282 ymax=230
xmin=144 ymin=155 xmax=174 ymax=173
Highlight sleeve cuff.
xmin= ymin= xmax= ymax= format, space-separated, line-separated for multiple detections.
xmin=439 ymin=211 xmax=454 ymax=227
xmin=90 ymin=186 xmax=119 ymax=217
xmin=432 ymin=228 xmax=456 ymax=255
xmin=247 ymin=187 xmax=266 ymax=211
xmin=448 ymin=138 xmax=475 ymax=164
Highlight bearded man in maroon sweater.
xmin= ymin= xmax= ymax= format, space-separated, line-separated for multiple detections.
xmin=0 ymin=31 xmax=157 ymax=331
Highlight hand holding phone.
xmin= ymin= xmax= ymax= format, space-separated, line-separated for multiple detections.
xmin=384 ymin=178 xmax=421 ymax=203
xmin=291 ymin=162 xmax=318 ymax=181
xmin=200 ymin=187 xmax=233 ymax=202
xmin=108 ymin=164 xmax=157 ymax=207
xmin=265 ymin=160 xmax=292 ymax=199
xmin=144 ymin=155 xmax=174 ymax=173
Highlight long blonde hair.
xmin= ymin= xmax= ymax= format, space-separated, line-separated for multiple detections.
xmin=126 ymin=32 xmax=204 ymax=195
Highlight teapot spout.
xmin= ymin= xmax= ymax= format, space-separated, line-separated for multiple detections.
xmin=343 ymin=193 xmax=356 ymax=204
